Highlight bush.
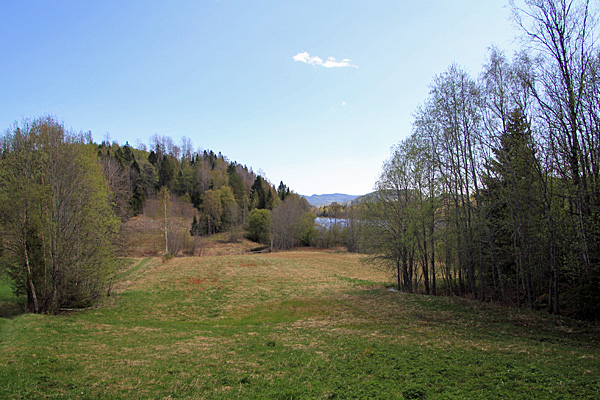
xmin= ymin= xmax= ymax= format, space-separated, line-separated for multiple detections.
xmin=247 ymin=209 xmax=270 ymax=244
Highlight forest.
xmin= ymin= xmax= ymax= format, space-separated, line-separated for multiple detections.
xmin=1 ymin=0 xmax=599 ymax=321
xmin=356 ymin=0 xmax=600 ymax=320
xmin=0 ymin=115 xmax=319 ymax=314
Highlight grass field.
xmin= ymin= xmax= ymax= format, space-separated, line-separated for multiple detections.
xmin=1 ymin=250 xmax=599 ymax=399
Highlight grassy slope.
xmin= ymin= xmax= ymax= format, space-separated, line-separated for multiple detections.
xmin=0 ymin=251 xmax=598 ymax=399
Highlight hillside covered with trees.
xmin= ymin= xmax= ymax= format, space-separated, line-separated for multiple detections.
xmin=0 ymin=116 xmax=313 ymax=313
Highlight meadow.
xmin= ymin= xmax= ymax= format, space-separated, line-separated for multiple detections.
xmin=1 ymin=250 xmax=599 ymax=399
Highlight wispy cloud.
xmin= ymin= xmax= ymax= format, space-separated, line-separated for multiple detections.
xmin=293 ymin=52 xmax=357 ymax=68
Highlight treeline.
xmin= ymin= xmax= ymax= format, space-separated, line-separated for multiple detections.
xmin=0 ymin=117 xmax=309 ymax=313
xmin=310 ymin=202 xmax=362 ymax=251
xmin=357 ymin=0 xmax=600 ymax=319
xmin=97 ymin=134 xmax=279 ymax=225
xmin=97 ymin=133 xmax=312 ymax=246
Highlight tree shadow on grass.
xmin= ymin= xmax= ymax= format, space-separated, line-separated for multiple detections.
xmin=0 ymin=298 xmax=25 ymax=318
xmin=0 ymin=277 xmax=26 ymax=318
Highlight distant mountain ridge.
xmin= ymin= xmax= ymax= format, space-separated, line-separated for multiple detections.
xmin=302 ymin=193 xmax=360 ymax=207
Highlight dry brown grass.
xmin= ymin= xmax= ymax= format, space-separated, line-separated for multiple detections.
xmin=124 ymin=250 xmax=388 ymax=294
xmin=118 ymin=211 xmax=259 ymax=258
xmin=195 ymin=234 xmax=259 ymax=257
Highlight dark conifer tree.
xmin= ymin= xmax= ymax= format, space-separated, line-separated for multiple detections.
xmin=250 ymin=176 xmax=266 ymax=209
xmin=277 ymin=181 xmax=289 ymax=201
xmin=148 ymin=150 xmax=158 ymax=166
xmin=190 ymin=215 xmax=199 ymax=236
xmin=159 ymin=155 xmax=175 ymax=189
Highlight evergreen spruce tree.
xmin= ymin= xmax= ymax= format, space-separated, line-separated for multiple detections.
xmin=190 ymin=215 xmax=198 ymax=236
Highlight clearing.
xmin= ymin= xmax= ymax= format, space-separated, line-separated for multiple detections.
xmin=1 ymin=250 xmax=599 ymax=399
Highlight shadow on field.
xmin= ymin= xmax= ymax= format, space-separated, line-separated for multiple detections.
xmin=0 ymin=276 xmax=25 ymax=319
xmin=0 ymin=301 xmax=25 ymax=318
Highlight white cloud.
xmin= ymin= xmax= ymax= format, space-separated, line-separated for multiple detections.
xmin=322 ymin=57 xmax=355 ymax=68
xmin=293 ymin=51 xmax=322 ymax=65
xmin=293 ymin=52 xmax=357 ymax=68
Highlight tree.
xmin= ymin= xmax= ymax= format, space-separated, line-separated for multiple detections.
xmin=277 ymin=181 xmax=290 ymax=201
xmin=483 ymin=108 xmax=545 ymax=307
xmin=148 ymin=150 xmax=158 ymax=166
xmin=158 ymin=186 xmax=171 ymax=255
xmin=250 ymin=176 xmax=267 ymax=209
xmin=190 ymin=215 xmax=200 ymax=236
xmin=129 ymin=157 xmax=145 ymax=215
xmin=227 ymin=164 xmax=248 ymax=224
xmin=512 ymin=0 xmax=600 ymax=316
xmin=360 ymin=138 xmax=417 ymax=292
xmin=480 ymin=47 xmax=538 ymax=303
xmin=270 ymin=194 xmax=310 ymax=250
xmin=298 ymin=212 xmax=318 ymax=246
xmin=415 ymin=64 xmax=485 ymax=298
xmin=158 ymin=155 xmax=176 ymax=189
xmin=219 ymin=185 xmax=240 ymax=241
xmin=202 ymin=189 xmax=222 ymax=235
xmin=99 ymin=152 xmax=131 ymax=220
xmin=247 ymin=209 xmax=270 ymax=244
xmin=345 ymin=200 xmax=364 ymax=253
xmin=0 ymin=117 xmax=120 ymax=313
xmin=352 ymin=0 xmax=600 ymax=318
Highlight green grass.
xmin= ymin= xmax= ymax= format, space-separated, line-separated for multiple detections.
xmin=0 ymin=251 xmax=598 ymax=399
xmin=114 ymin=257 xmax=151 ymax=281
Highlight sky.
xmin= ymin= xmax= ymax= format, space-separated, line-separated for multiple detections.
xmin=0 ymin=1 xmax=520 ymax=196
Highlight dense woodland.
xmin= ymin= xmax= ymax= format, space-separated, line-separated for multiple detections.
xmin=1 ymin=0 xmax=599 ymax=319
xmin=356 ymin=0 xmax=600 ymax=319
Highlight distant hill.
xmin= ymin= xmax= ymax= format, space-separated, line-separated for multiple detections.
xmin=302 ymin=193 xmax=360 ymax=207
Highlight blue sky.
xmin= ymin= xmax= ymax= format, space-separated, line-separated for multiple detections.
xmin=1 ymin=1 xmax=519 ymax=195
